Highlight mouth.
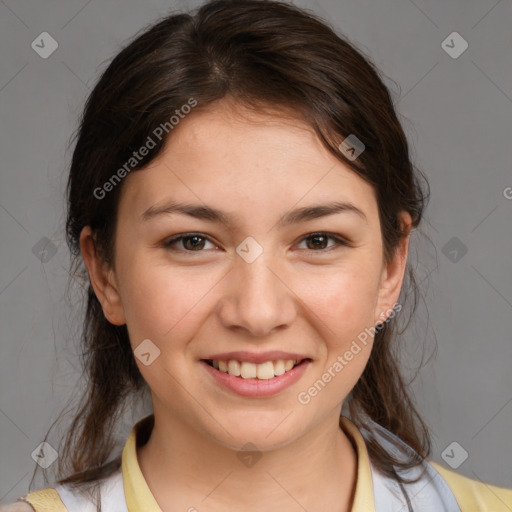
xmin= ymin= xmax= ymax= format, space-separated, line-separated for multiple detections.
xmin=201 ymin=358 xmax=312 ymax=380
xmin=200 ymin=357 xmax=312 ymax=397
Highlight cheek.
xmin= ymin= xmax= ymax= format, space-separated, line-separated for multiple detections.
xmin=117 ymin=242 xmax=382 ymax=356
xmin=298 ymin=260 xmax=381 ymax=337
xmin=117 ymin=256 xmax=221 ymax=347
xmin=296 ymin=270 xmax=378 ymax=404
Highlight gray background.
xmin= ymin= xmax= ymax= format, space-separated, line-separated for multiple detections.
xmin=1 ymin=0 xmax=511 ymax=505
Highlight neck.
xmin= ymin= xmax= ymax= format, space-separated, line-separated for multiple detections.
xmin=137 ymin=405 xmax=358 ymax=512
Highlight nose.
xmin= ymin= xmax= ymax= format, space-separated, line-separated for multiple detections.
xmin=216 ymin=251 xmax=297 ymax=338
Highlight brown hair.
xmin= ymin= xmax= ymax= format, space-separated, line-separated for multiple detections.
xmin=35 ymin=0 xmax=433 ymax=506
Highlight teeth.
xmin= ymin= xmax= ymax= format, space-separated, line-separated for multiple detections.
xmin=256 ymin=361 xmax=274 ymax=380
xmin=228 ymin=360 xmax=241 ymax=376
xmin=241 ymin=362 xmax=257 ymax=379
xmin=273 ymin=360 xmax=285 ymax=376
xmin=284 ymin=360 xmax=295 ymax=371
xmin=210 ymin=359 xmax=302 ymax=379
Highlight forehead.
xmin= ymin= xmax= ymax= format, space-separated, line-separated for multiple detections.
xmin=117 ymin=99 xmax=377 ymax=224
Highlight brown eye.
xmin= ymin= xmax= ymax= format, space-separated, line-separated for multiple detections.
xmin=298 ymin=232 xmax=348 ymax=252
xmin=305 ymin=234 xmax=329 ymax=250
xmin=164 ymin=234 xmax=216 ymax=252
xmin=182 ymin=235 xmax=206 ymax=251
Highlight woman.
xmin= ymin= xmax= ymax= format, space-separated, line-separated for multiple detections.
xmin=3 ymin=0 xmax=511 ymax=510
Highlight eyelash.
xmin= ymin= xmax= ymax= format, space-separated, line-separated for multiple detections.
xmin=162 ymin=232 xmax=350 ymax=255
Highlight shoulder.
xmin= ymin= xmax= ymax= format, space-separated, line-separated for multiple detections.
xmin=0 ymin=502 xmax=36 ymax=512
xmin=351 ymin=415 xmax=512 ymax=511
xmin=1 ymin=488 xmax=68 ymax=512
xmin=431 ymin=461 xmax=512 ymax=512
xmin=3 ymin=469 xmax=125 ymax=512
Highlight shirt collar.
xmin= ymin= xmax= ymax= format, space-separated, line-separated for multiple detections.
xmin=122 ymin=414 xmax=375 ymax=512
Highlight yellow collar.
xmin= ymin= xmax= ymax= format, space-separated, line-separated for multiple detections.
xmin=122 ymin=414 xmax=376 ymax=512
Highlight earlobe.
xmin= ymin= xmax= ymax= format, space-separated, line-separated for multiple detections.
xmin=79 ymin=226 xmax=126 ymax=326
xmin=374 ymin=212 xmax=412 ymax=325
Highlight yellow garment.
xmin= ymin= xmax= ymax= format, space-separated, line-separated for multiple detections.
xmin=17 ymin=414 xmax=512 ymax=511
xmin=431 ymin=461 xmax=512 ymax=512
xmin=18 ymin=488 xmax=67 ymax=512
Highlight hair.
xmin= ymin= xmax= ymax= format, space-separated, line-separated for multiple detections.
xmin=34 ymin=0 xmax=434 ymax=507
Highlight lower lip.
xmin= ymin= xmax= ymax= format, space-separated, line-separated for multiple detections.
xmin=200 ymin=359 xmax=311 ymax=397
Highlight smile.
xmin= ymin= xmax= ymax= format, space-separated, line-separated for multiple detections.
xmin=204 ymin=358 xmax=306 ymax=379
xmin=200 ymin=358 xmax=312 ymax=398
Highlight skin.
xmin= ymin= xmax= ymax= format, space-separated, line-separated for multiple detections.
xmin=81 ymin=97 xmax=411 ymax=512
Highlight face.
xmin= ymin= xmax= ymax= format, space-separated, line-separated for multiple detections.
xmin=81 ymin=98 xmax=410 ymax=451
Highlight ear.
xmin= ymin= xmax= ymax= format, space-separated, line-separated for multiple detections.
xmin=373 ymin=211 xmax=412 ymax=325
xmin=79 ymin=226 xmax=126 ymax=325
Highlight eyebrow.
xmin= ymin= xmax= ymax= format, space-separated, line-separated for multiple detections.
xmin=141 ymin=200 xmax=367 ymax=227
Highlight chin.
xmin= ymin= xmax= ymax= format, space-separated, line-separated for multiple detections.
xmin=204 ymin=411 xmax=305 ymax=451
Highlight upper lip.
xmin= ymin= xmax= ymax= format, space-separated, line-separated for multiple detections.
xmin=201 ymin=351 xmax=311 ymax=364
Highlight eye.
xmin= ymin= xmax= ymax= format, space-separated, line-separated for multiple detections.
xmin=163 ymin=233 xmax=218 ymax=252
xmin=162 ymin=231 xmax=349 ymax=255
xmin=296 ymin=232 xmax=349 ymax=252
